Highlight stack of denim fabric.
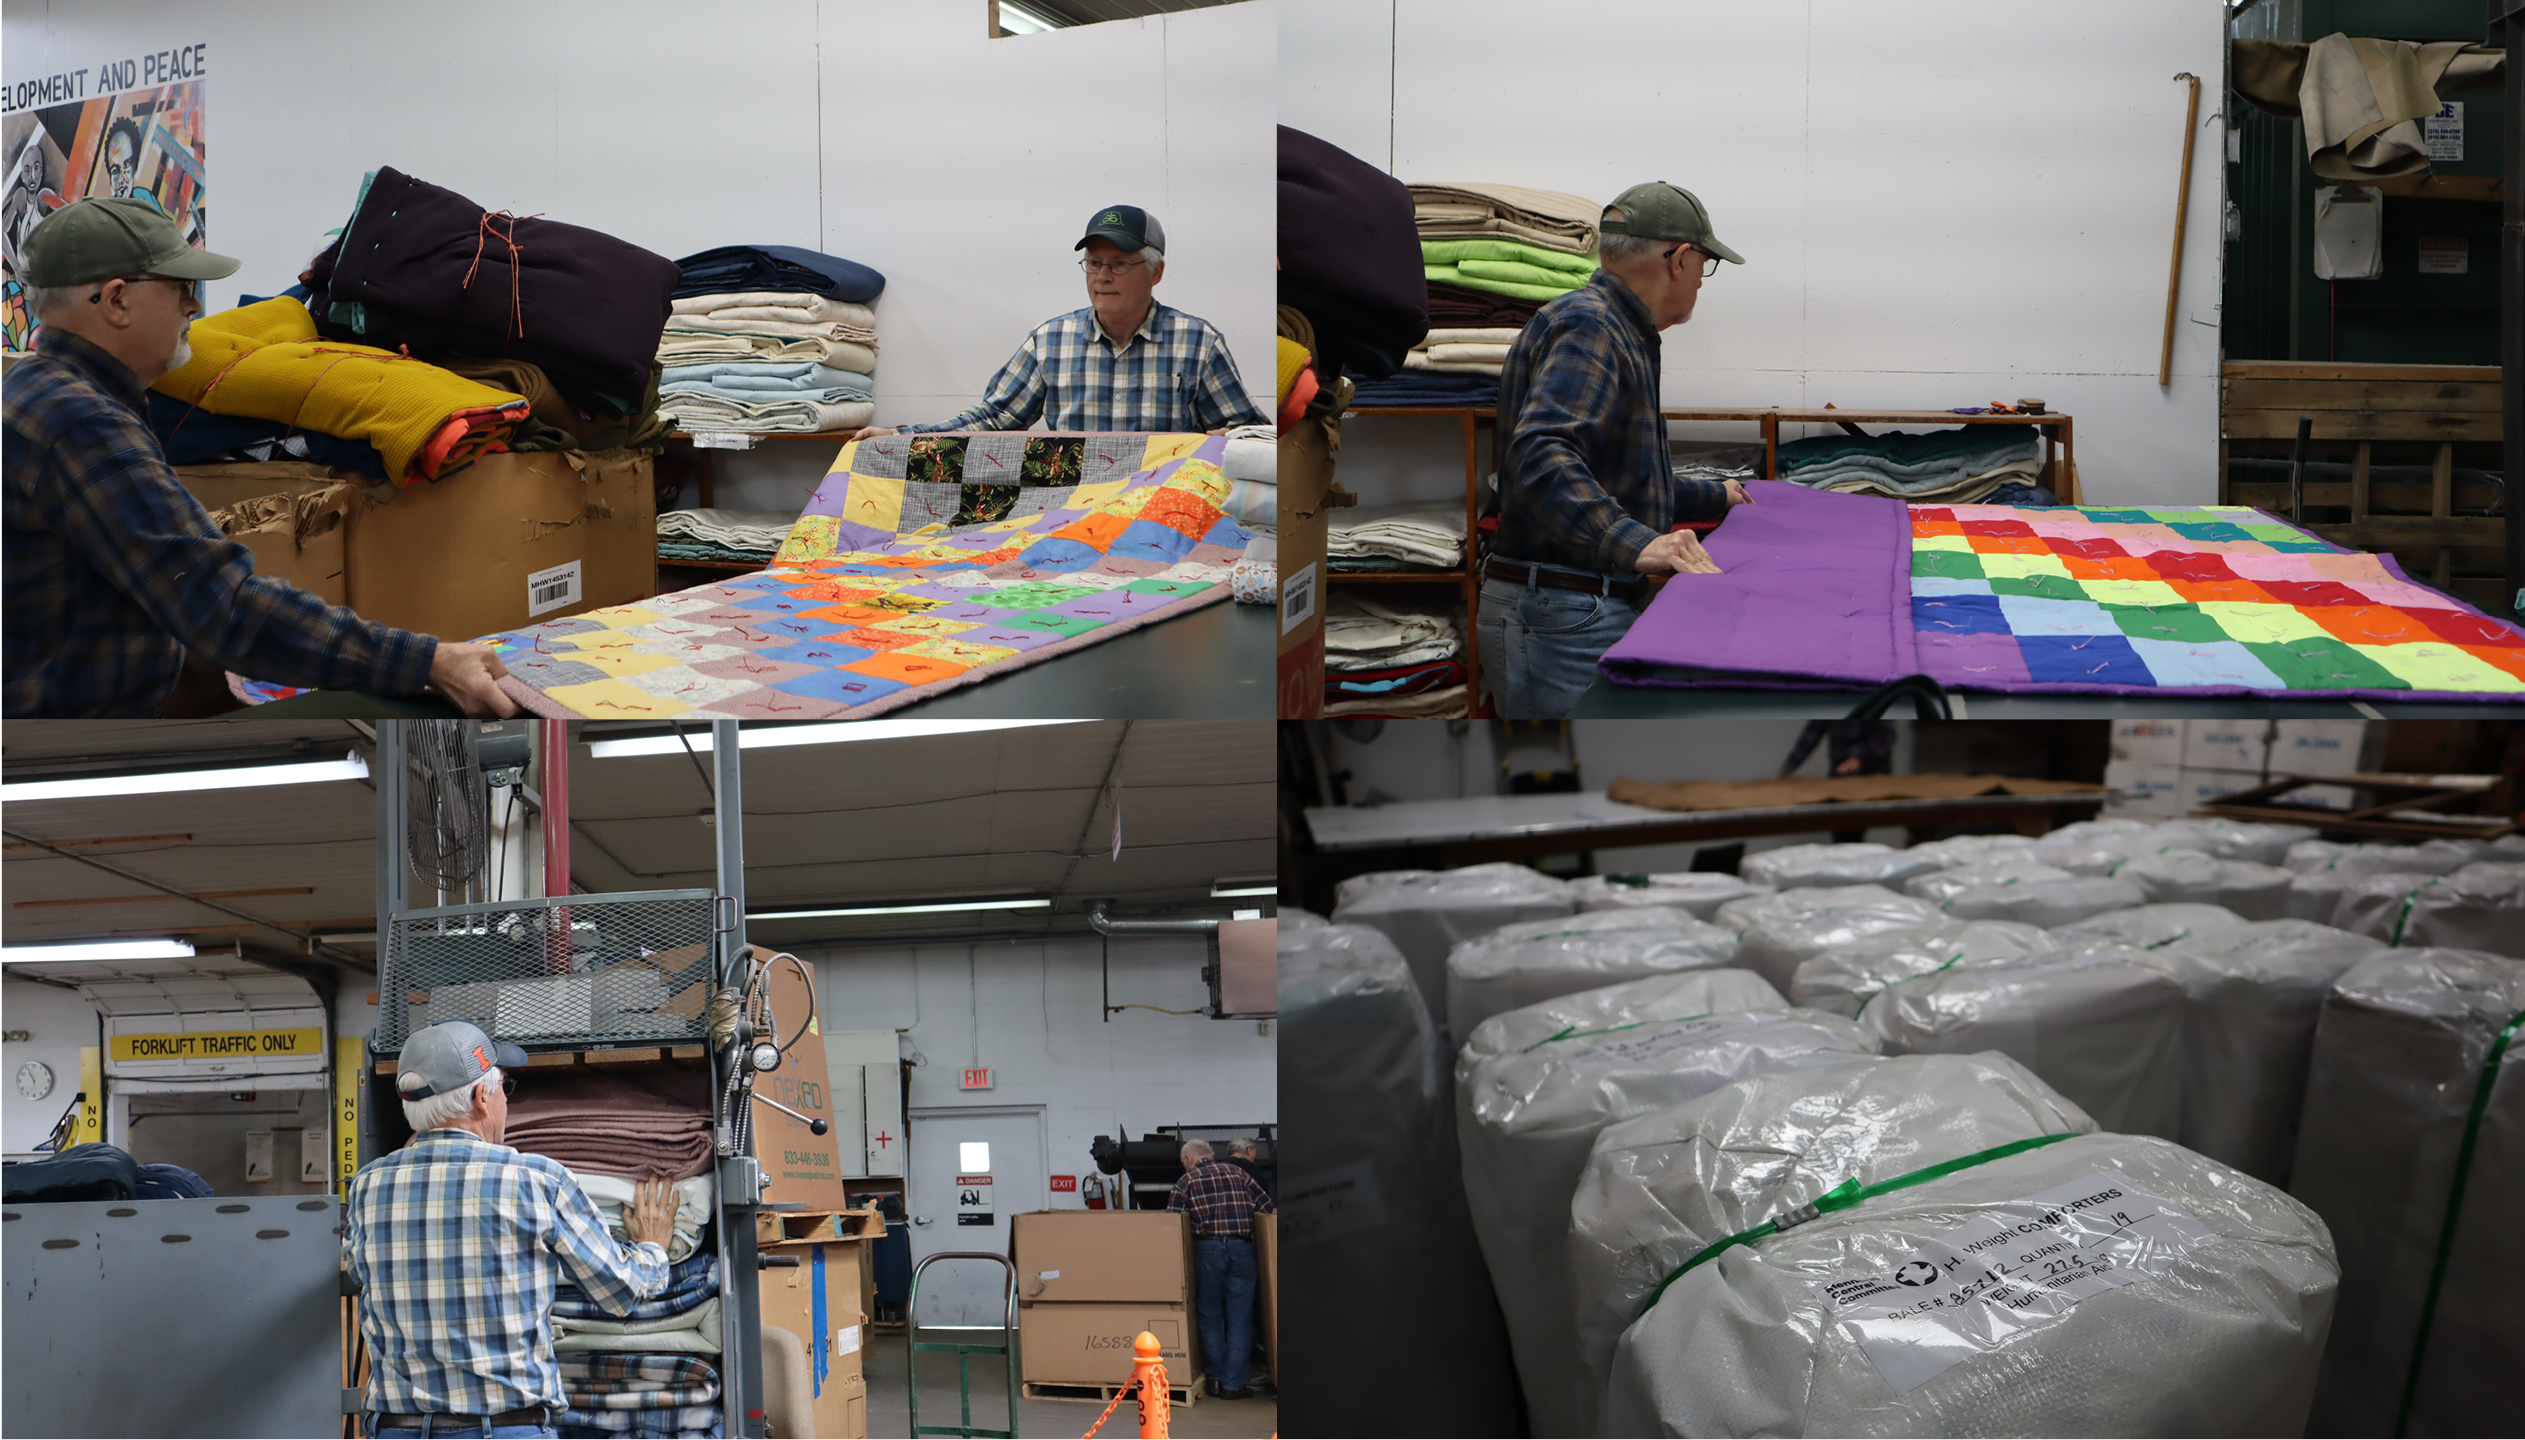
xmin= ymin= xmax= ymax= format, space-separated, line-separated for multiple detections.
xmin=658 ymin=245 xmax=886 ymax=435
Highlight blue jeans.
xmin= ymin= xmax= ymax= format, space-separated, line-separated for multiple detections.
xmin=1193 ymin=1234 xmax=1259 ymax=1391
xmin=374 ymin=1425 xmax=554 ymax=1438
xmin=1478 ymin=572 xmax=1642 ymax=718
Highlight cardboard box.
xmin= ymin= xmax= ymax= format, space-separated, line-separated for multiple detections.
xmin=2174 ymin=767 xmax=2260 ymax=811
xmin=2181 ymin=720 xmax=2270 ymax=776
xmin=345 ymin=448 xmax=656 ymax=641
xmin=177 ymin=462 xmax=358 ymax=608
xmin=2271 ymin=720 xmax=2384 ymax=778
xmin=1276 ymin=415 xmax=1337 ymax=718
xmin=2103 ymin=761 xmax=2185 ymax=818
xmin=1018 ymin=1301 xmax=1197 ymax=1387
xmin=1255 ymin=1211 xmax=1277 ymax=1384
xmin=757 ymin=959 xmax=851 ymax=1213
xmin=2108 ymin=719 xmax=2184 ymax=766
xmin=1011 ymin=1210 xmax=1192 ymax=1304
xmin=758 ymin=1230 xmax=873 ymax=1433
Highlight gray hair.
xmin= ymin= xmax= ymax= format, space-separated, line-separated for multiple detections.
xmin=1229 ymin=1137 xmax=1258 ymax=1157
xmin=1178 ymin=1137 xmax=1214 ymax=1164
xmin=1596 ymin=207 xmax=1667 ymax=268
xmin=401 ymin=1066 xmax=500 ymax=1131
xmin=25 ymin=283 xmax=86 ymax=321
xmin=1139 ymin=246 xmax=1164 ymax=273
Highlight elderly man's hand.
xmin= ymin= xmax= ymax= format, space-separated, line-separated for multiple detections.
xmin=844 ymin=425 xmax=896 ymax=443
xmin=1724 ymin=479 xmax=1753 ymax=507
xmin=428 ymin=643 xmax=518 ymax=717
xmin=624 ymin=1178 xmax=676 ymax=1249
xmin=1632 ymin=529 xmax=1723 ymax=577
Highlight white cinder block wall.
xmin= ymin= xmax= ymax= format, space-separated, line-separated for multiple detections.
xmin=806 ymin=936 xmax=1277 ymax=1204
xmin=1 ymin=0 xmax=1274 ymax=516
xmin=1279 ymin=0 xmax=2226 ymax=509
xmin=1 ymin=978 xmax=101 ymax=1154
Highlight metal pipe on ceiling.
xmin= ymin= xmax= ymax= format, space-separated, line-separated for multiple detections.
xmin=1084 ymin=900 xmax=1220 ymax=938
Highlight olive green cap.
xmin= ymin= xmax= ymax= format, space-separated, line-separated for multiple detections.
xmin=19 ymin=197 xmax=239 ymax=287
xmin=1600 ymin=182 xmax=1744 ymax=265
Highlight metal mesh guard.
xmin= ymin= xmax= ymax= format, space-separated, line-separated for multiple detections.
xmin=378 ymin=889 xmax=721 ymax=1054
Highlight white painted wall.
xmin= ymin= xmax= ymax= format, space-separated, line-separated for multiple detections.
xmin=2 ymin=0 xmax=1275 ymax=515
xmin=805 ymin=936 xmax=1275 ymax=1206
xmin=1280 ymin=0 xmax=2227 ymax=509
xmin=1 ymin=977 xmax=98 ymax=1154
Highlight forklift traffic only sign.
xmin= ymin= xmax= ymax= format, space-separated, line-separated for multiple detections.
xmin=110 ymin=1026 xmax=324 ymax=1062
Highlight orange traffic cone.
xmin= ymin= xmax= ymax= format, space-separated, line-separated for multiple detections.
xmin=1132 ymin=1331 xmax=1171 ymax=1438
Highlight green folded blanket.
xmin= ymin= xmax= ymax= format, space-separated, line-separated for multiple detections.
xmin=1419 ymin=238 xmax=1597 ymax=276
xmin=1424 ymin=264 xmax=1582 ymax=304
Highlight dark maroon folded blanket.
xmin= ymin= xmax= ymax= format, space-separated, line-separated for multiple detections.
xmin=506 ymin=1070 xmax=714 ymax=1181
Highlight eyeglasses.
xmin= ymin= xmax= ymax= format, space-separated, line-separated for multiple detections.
xmin=500 ymin=1075 xmax=519 ymax=1098
xmin=1661 ymin=245 xmax=1721 ymax=279
xmin=89 ymin=275 xmax=200 ymax=305
xmin=1079 ymin=258 xmax=1150 ymax=277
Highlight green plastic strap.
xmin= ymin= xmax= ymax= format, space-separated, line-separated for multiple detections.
xmin=1523 ymin=1013 xmax=1711 ymax=1053
xmin=1637 ymin=1130 xmax=2084 ymax=1316
xmin=2143 ymin=929 xmax=2194 ymax=950
xmin=1608 ymin=874 xmax=1654 ymax=889
xmin=2388 ymin=877 xmax=2443 ymax=947
xmin=2392 ymin=1005 xmax=2525 ymax=1438
xmin=1855 ymin=950 xmax=1966 ymax=1019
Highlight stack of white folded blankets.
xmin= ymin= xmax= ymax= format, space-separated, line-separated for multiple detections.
xmin=654 ymin=507 xmax=801 ymax=566
xmin=1328 ymin=502 xmax=1466 ymax=572
xmin=1404 ymin=326 xmax=1524 ymax=376
xmin=1222 ymin=422 xmax=1275 ymax=528
xmin=658 ymin=291 xmax=879 ymax=434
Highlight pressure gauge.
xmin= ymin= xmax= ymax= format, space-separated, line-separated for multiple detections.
xmin=15 ymin=1061 xmax=54 ymax=1101
xmin=749 ymin=1041 xmax=783 ymax=1073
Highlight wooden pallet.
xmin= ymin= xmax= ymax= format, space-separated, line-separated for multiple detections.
xmin=1020 ymin=1377 xmax=1200 ymax=1408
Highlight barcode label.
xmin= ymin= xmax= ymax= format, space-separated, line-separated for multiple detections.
xmin=1281 ymin=560 xmax=1318 ymax=635
xmin=526 ymin=559 xmax=583 ymax=617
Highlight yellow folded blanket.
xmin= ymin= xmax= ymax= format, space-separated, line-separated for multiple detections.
xmin=154 ymin=298 xmax=531 ymax=484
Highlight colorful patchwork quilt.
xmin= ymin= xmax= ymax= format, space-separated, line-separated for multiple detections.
xmin=1598 ymin=481 xmax=2525 ymax=700
xmin=230 ymin=433 xmax=1247 ymax=717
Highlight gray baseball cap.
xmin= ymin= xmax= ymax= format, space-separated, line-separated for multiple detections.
xmin=1600 ymin=182 xmax=1744 ymax=265
xmin=396 ymin=1020 xmax=528 ymax=1099
xmin=20 ymin=196 xmax=240 ymax=286
xmin=1076 ymin=204 xmax=1165 ymax=255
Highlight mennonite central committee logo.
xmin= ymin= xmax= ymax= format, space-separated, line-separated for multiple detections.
xmin=1893 ymin=1261 xmax=1939 ymax=1287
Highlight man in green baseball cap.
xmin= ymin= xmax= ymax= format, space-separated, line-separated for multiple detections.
xmin=5 ymin=197 xmax=518 ymax=717
xmin=1479 ymin=181 xmax=1750 ymax=718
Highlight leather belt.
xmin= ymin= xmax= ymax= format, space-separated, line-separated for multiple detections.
xmin=1482 ymin=558 xmax=1654 ymax=606
xmin=376 ymin=1405 xmax=552 ymax=1430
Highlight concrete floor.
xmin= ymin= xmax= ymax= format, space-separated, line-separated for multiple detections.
xmin=864 ymin=1327 xmax=1278 ymax=1439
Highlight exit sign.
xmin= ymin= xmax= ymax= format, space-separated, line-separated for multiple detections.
xmin=959 ymin=1068 xmax=993 ymax=1090
xmin=1049 ymin=1175 xmax=1077 ymax=1193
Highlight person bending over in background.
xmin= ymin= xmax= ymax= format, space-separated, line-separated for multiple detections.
xmin=1780 ymin=719 xmax=1897 ymax=841
xmin=3 ymin=199 xmax=517 ymax=717
xmin=1482 ymin=182 xmax=1753 ymax=719
xmin=1223 ymin=1135 xmax=1275 ymax=1200
xmin=1169 ymin=1137 xmax=1276 ymax=1400
xmin=850 ymin=205 xmax=1264 ymax=438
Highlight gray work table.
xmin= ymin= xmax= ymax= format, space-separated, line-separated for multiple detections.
xmin=1571 ymin=682 xmax=2525 ymax=720
xmin=247 ymin=598 xmax=1269 ymax=719
xmin=1304 ymin=787 xmax=2105 ymax=868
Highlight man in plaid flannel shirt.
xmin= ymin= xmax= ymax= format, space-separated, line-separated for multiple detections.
xmin=853 ymin=205 xmax=1263 ymax=438
xmin=1169 ymin=1137 xmax=1276 ymax=1399
xmin=345 ymin=1022 xmax=677 ymax=1438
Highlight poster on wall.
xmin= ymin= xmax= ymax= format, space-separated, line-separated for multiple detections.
xmin=3 ymin=45 xmax=208 ymax=350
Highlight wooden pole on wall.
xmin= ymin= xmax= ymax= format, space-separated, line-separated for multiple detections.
xmin=2160 ymin=72 xmax=2202 ymax=388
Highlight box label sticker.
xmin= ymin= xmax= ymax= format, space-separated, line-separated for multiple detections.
xmin=2423 ymin=101 xmax=2462 ymax=162
xmin=1811 ymin=1170 xmax=2218 ymax=1395
xmin=2416 ymin=237 xmax=2467 ymax=275
xmin=1281 ymin=560 xmax=1318 ymax=635
xmin=833 ymin=1324 xmax=861 ymax=1357
xmin=1280 ymin=1157 xmax=1384 ymax=1245
xmin=526 ymin=558 xmax=583 ymax=617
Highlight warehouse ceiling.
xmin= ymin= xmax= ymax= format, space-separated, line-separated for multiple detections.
xmin=2 ymin=720 xmax=1272 ymax=985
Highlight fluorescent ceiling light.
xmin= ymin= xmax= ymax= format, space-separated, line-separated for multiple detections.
xmin=1211 ymin=882 xmax=1279 ymax=897
xmin=1 ymin=752 xmax=368 ymax=803
xmin=996 ymin=1 xmax=1064 ymax=33
xmin=749 ymin=899 xmax=1052 ymax=919
xmin=589 ymin=720 xmax=1091 ymax=759
xmin=3 ymin=938 xmax=196 ymax=964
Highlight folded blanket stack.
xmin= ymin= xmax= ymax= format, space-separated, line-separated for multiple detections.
xmin=571 ymin=1171 xmax=716 ymax=1265
xmin=660 ymin=246 xmax=886 ymax=435
xmin=1221 ymin=422 xmax=1276 ymax=526
xmin=1410 ymin=183 xmax=1599 ymax=337
xmin=1329 ymin=502 xmax=1466 ymax=572
xmin=505 ymin=1070 xmax=716 ymax=1183
xmin=1775 ymin=426 xmax=2043 ymax=503
xmin=151 ymin=297 xmax=531 ymax=485
xmin=557 ymin=1352 xmax=725 ymax=1438
xmin=1348 ymin=368 xmax=1501 ymax=407
xmin=1324 ymin=591 xmax=1468 ymax=718
xmin=655 ymin=507 xmax=802 ymax=566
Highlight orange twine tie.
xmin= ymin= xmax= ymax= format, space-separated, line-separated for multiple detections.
xmin=462 ymin=209 xmax=532 ymax=341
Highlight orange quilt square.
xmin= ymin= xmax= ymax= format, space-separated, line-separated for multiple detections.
xmin=1051 ymin=512 xmax=1131 ymax=549
xmin=1967 ymin=534 xmax=2050 ymax=555
xmin=2062 ymin=555 xmax=2166 ymax=582
xmin=841 ymin=651 xmax=972 ymax=685
xmin=2457 ymin=645 xmax=2525 ymax=683
xmin=1912 ymin=517 xmax=1965 ymax=537
xmin=832 ymin=627 xmax=921 ymax=653
xmin=802 ymin=602 xmax=900 ymax=626
xmin=1137 ymin=487 xmax=1226 ymax=540
xmin=790 ymin=581 xmax=887 ymax=603
xmin=2305 ymin=605 xmax=2443 ymax=647
xmin=2162 ymin=578 xmax=2275 ymax=605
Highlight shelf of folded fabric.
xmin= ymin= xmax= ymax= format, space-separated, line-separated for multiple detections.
xmin=1655 ymin=405 xmax=2080 ymax=504
xmin=666 ymin=429 xmax=860 ymax=508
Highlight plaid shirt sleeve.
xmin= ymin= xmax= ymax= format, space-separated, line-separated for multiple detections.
xmin=543 ymin=1171 xmax=671 ymax=1319
xmin=34 ymin=390 xmax=438 ymax=696
xmin=1185 ymin=322 xmax=1267 ymax=431
xmin=908 ymin=334 xmax=1049 ymax=433
xmin=1500 ymin=303 xmax=1663 ymax=574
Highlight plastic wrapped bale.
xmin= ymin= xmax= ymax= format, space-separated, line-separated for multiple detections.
xmin=1902 ymin=859 xmax=2076 ymax=907
xmin=2328 ymin=862 xmax=2525 ymax=958
xmin=2110 ymin=850 xmax=2296 ymax=921
xmin=1568 ymin=1051 xmax=2100 ymax=1432
xmin=2148 ymin=817 xmax=2320 ymax=865
xmin=1596 ymin=1129 xmax=2338 ymax=1438
xmin=1446 ymin=906 xmax=1742 ymax=1042
xmin=2158 ymin=920 xmax=2387 ymax=1185
xmin=1904 ymin=862 xmax=2145 ymax=928
xmin=1789 ymin=919 xmax=2054 ymax=1019
xmin=2289 ymin=947 xmax=2525 ymax=1438
xmin=2283 ymin=837 xmax=2482 ymax=881
xmin=1458 ymin=997 xmax=1872 ymax=1434
xmin=1279 ymin=919 xmax=1521 ymax=1435
xmin=1331 ymin=862 xmax=1575 ymax=1031
xmin=1899 ymin=834 xmax=2041 ymax=872
xmin=1860 ymin=944 xmax=2188 ymax=1138
xmin=2048 ymin=901 xmax=2248 ymax=953
xmin=1570 ymin=872 xmax=1772 ymax=918
xmin=1720 ymin=885 xmax=1946 ymax=994
xmin=1742 ymin=842 xmax=1942 ymax=891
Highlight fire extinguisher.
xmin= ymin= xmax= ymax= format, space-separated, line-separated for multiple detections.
xmin=1082 ymin=1173 xmax=1115 ymax=1210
